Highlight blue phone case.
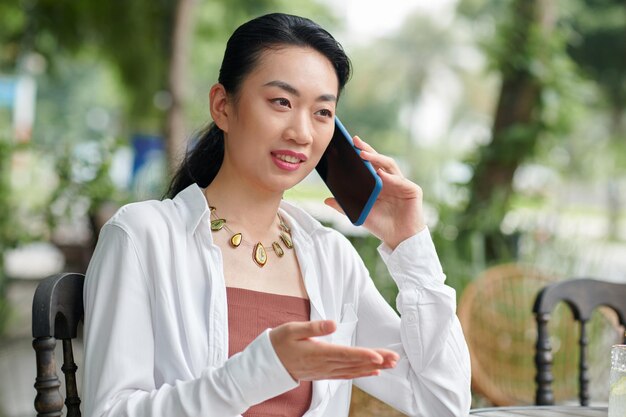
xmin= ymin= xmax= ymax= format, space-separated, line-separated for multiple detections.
xmin=333 ymin=117 xmax=382 ymax=226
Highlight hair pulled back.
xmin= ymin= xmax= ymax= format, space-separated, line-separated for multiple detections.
xmin=166 ymin=13 xmax=351 ymax=198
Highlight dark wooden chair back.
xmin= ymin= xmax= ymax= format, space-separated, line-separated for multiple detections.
xmin=32 ymin=272 xmax=85 ymax=417
xmin=533 ymin=278 xmax=626 ymax=406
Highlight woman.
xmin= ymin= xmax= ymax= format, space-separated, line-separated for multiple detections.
xmin=83 ymin=12 xmax=471 ymax=417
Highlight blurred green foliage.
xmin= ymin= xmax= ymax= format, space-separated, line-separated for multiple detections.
xmin=0 ymin=140 xmax=13 ymax=335
xmin=428 ymin=0 xmax=625 ymax=292
xmin=457 ymin=0 xmax=576 ymax=262
xmin=565 ymin=0 xmax=626 ymax=111
xmin=44 ymin=137 xmax=128 ymax=236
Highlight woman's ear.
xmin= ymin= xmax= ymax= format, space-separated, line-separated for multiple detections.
xmin=209 ymin=83 xmax=230 ymax=132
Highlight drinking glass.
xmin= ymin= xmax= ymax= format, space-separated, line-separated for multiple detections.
xmin=609 ymin=344 xmax=626 ymax=417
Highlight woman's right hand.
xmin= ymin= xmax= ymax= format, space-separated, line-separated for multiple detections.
xmin=269 ymin=320 xmax=399 ymax=381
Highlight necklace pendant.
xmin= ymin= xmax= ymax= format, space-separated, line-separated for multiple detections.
xmin=272 ymin=241 xmax=284 ymax=257
xmin=280 ymin=232 xmax=293 ymax=249
xmin=211 ymin=219 xmax=226 ymax=231
xmin=230 ymin=233 xmax=242 ymax=247
xmin=278 ymin=213 xmax=291 ymax=233
xmin=253 ymin=242 xmax=267 ymax=267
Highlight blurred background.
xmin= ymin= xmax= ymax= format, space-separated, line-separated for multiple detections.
xmin=0 ymin=0 xmax=625 ymax=416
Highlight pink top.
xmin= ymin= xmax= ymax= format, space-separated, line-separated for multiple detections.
xmin=226 ymin=287 xmax=312 ymax=417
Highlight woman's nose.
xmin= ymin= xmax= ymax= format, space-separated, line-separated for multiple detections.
xmin=284 ymin=114 xmax=313 ymax=145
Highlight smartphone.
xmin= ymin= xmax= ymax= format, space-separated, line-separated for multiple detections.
xmin=315 ymin=117 xmax=382 ymax=226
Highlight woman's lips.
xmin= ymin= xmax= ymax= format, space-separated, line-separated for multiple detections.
xmin=271 ymin=151 xmax=307 ymax=171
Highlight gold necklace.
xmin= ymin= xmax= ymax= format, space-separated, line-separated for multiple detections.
xmin=209 ymin=206 xmax=293 ymax=268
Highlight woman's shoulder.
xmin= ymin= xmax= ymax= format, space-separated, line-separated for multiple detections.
xmin=105 ymin=198 xmax=179 ymax=237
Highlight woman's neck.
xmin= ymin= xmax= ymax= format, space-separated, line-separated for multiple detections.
xmin=203 ymin=171 xmax=284 ymax=240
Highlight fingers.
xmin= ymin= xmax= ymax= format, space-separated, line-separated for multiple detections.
xmin=323 ymin=197 xmax=344 ymax=214
xmin=313 ymin=345 xmax=396 ymax=380
xmin=373 ymin=348 xmax=400 ymax=361
xmin=298 ymin=344 xmax=394 ymax=381
xmin=376 ymin=169 xmax=419 ymax=199
xmin=360 ymin=150 xmax=401 ymax=176
xmin=329 ymin=354 xmax=396 ymax=371
xmin=270 ymin=319 xmax=400 ymax=382
xmin=317 ymin=344 xmax=384 ymax=364
xmin=353 ymin=136 xmax=376 ymax=153
xmin=354 ymin=136 xmax=402 ymax=176
xmin=286 ymin=320 xmax=336 ymax=340
xmin=330 ymin=370 xmax=381 ymax=380
xmin=326 ymin=365 xmax=382 ymax=379
xmin=373 ymin=348 xmax=400 ymax=367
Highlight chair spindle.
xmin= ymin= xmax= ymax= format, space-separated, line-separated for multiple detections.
xmin=62 ymin=338 xmax=81 ymax=417
xmin=534 ymin=312 xmax=554 ymax=405
xmin=33 ymin=336 xmax=63 ymax=417
xmin=578 ymin=320 xmax=590 ymax=406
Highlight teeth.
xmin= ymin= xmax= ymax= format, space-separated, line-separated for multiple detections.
xmin=276 ymin=154 xmax=300 ymax=163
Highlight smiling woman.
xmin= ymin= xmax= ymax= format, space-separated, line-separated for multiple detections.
xmin=81 ymin=12 xmax=471 ymax=417
xmin=207 ymin=46 xmax=338 ymax=195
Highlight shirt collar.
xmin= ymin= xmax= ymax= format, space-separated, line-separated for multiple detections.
xmin=171 ymin=182 xmax=331 ymax=239
xmin=172 ymin=183 xmax=212 ymax=235
xmin=279 ymin=200 xmax=327 ymax=237
xmin=172 ymin=183 xmax=330 ymax=322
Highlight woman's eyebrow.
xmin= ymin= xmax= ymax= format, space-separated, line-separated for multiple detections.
xmin=263 ymin=80 xmax=337 ymax=103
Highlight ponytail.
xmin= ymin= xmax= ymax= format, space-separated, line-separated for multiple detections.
xmin=166 ymin=123 xmax=224 ymax=198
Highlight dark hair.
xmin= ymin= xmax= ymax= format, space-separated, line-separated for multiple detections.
xmin=166 ymin=13 xmax=352 ymax=198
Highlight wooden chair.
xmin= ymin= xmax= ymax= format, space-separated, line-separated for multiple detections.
xmin=534 ymin=278 xmax=626 ymax=406
xmin=32 ymin=272 xmax=85 ymax=417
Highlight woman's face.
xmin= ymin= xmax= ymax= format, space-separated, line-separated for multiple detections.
xmin=219 ymin=46 xmax=339 ymax=195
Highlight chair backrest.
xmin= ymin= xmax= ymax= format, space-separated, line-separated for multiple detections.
xmin=32 ymin=272 xmax=85 ymax=417
xmin=533 ymin=278 xmax=626 ymax=406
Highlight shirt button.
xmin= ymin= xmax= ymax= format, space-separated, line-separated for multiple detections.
xmin=406 ymin=313 xmax=416 ymax=323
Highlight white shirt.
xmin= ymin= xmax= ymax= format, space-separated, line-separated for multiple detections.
xmin=83 ymin=183 xmax=471 ymax=417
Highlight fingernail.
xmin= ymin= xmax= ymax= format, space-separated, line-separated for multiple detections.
xmin=323 ymin=320 xmax=335 ymax=333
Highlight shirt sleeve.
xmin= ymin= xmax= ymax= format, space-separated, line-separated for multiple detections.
xmin=351 ymin=227 xmax=472 ymax=417
xmin=82 ymin=224 xmax=298 ymax=417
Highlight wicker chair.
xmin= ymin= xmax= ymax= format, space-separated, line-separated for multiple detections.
xmin=458 ymin=264 xmax=619 ymax=406
xmin=348 ymin=386 xmax=405 ymax=417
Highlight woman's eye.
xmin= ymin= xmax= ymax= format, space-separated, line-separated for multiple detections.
xmin=316 ymin=109 xmax=333 ymax=118
xmin=271 ymin=98 xmax=291 ymax=108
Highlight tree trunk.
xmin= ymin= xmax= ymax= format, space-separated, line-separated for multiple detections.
xmin=461 ymin=0 xmax=556 ymax=261
xmin=165 ymin=0 xmax=198 ymax=176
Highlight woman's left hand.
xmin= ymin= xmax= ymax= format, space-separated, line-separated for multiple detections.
xmin=325 ymin=136 xmax=426 ymax=250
